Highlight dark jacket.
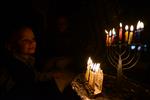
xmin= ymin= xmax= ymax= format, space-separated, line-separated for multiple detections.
xmin=0 ymin=52 xmax=37 ymax=96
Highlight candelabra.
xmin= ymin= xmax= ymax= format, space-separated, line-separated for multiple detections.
xmin=105 ymin=21 xmax=144 ymax=88
xmin=107 ymin=42 xmax=141 ymax=85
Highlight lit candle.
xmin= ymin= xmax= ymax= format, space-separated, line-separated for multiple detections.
xmin=139 ymin=21 xmax=144 ymax=38
xmin=89 ymin=64 xmax=94 ymax=87
xmin=136 ymin=21 xmax=141 ymax=40
xmin=136 ymin=21 xmax=144 ymax=40
xmin=92 ymin=63 xmax=97 ymax=88
xmin=140 ymin=21 xmax=144 ymax=30
xmin=112 ymin=28 xmax=116 ymax=43
xmin=108 ymin=30 xmax=112 ymax=46
xmin=94 ymin=63 xmax=103 ymax=94
xmin=136 ymin=21 xmax=141 ymax=30
xmin=128 ymin=25 xmax=134 ymax=44
xmin=119 ymin=23 xmax=123 ymax=40
xmin=105 ymin=30 xmax=109 ymax=46
xmin=85 ymin=57 xmax=93 ymax=81
xmin=125 ymin=25 xmax=129 ymax=42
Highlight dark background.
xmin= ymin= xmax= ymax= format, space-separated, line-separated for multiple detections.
xmin=0 ymin=0 xmax=150 ymax=87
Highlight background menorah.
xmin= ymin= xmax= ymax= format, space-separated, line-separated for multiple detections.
xmin=106 ymin=41 xmax=142 ymax=86
xmin=105 ymin=21 xmax=146 ymax=91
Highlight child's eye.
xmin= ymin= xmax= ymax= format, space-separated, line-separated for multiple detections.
xmin=21 ymin=38 xmax=36 ymax=44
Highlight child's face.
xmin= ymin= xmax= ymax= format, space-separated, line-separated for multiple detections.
xmin=18 ymin=28 xmax=36 ymax=55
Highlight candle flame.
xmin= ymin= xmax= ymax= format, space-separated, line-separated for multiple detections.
xmin=91 ymin=63 xmax=101 ymax=72
xmin=105 ymin=29 xmax=108 ymax=34
xmin=140 ymin=22 xmax=144 ymax=29
xmin=120 ymin=23 xmax=122 ymax=27
xmin=87 ymin=57 xmax=93 ymax=65
xmin=91 ymin=63 xmax=94 ymax=71
xmin=109 ymin=30 xmax=112 ymax=36
xmin=125 ymin=25 xmax=129 ymax=31
xmin=136 ymin=21 xmax=141 ymax=29
xmin=96 ymin=63 xmax=100 ymax=72
xmin=93 ymin=63 xmax=96 ymax=71
xmin=130 ymin=25 xmax=134 ymax=31
xmin=97 ymin=63 xmax=100 ymax=68
xmin=87 ymin=57 xmax=101 ymax=72
xmin=112 ymin=28 xmax=116 ymax=35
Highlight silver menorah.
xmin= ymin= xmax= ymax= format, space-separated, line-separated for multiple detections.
xmin=107 ymin=42 xmax=142 ymax=85
xmin=105 ymin=21 xmax=145 ymax=87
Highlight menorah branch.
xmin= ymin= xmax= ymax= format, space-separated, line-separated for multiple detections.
xmin=123 ymin=52 xmax=138 ymax=66
xmin=123 ymin=53 xmax=141 ymax=70
xmin=122 ymin=51 xmax=130 ymax=61
xmin=121 ymin=49 xmax=126 ymax=56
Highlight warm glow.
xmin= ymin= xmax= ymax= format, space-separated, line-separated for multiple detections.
xmin=125 ymin=25 xmax=129 ymax=31
xmin=109 ymin=30 xmax=112 ymax=36
xmin=136 ymin=21 xmax=141 ymax=30
xmin=140 ymin=22 xmax=144 ymax=29
xmin=85 ymin=57 xmax=103 ymax=95
xmin=92 ymin=63 xmax=96 ymax=71
xmin=112 ymin=28 xmax=116 ymax=35
xmin=90 ymin=63 xmax=100 ymax=72
xmin=87 ymin=57 xmax=93 ymax=66
xmin=120 ymin=23 xmax=122 ymax=28
xmin=130 ymin=25 xmax=134 ymax=31
xmin=105 ymin=29 xmax=108 ymax=34
xmin=90 ymin=63 xmax=94 ymax=71
xmin=95 ymin=63 xmax=100 ymax=72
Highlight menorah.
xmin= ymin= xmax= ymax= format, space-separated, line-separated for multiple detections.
xmin=105 ymin=21 xmax=144 ymax=87
xmin=71 ymin=21 xmax=148 ymax=100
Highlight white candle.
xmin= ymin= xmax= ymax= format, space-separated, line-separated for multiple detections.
xmin=89 ymin=64 xmax=94 ymax=87
xmin=93 ymin=63 xmax=97 ymax=87
xmin=94 ymin=63 xmax=100 ymax=88
xmin=94 ymin=63 xmax=103 ymax=94
xmin=85 ymin=57 xmax=93 ymax=81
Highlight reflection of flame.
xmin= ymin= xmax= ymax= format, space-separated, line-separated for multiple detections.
xmin=130 ymin=25 xmax=134 ymax=31
xmin=125 ymin=25 xmax=129 ymax=31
